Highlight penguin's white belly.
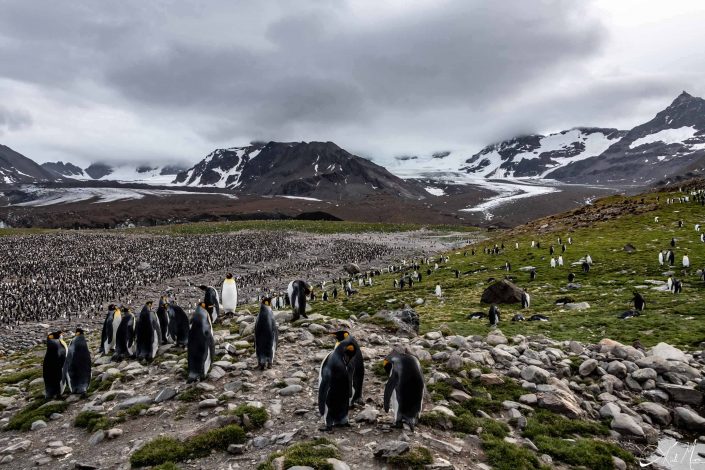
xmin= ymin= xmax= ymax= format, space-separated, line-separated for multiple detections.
xmin=391 ymin=390 xmax=399 ymax=420
xmin=222 ymin=283 xmax=238 ymax=312
xmin=204 ymin=348 xmax=211 ymax=375
xmin=151 ymin=330 xmax=159 ymax=358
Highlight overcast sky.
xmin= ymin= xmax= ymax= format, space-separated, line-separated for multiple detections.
xmin=1 ymin=0 xmax=704 ymax=167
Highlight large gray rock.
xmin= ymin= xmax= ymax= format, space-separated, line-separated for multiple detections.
xmin=632 ymin=368 xmax=657 ymax=382
xmin=606 ymin=361 xmax=628 ymax=379
xmin=637 ymin=402 xmax=671 ymax=426
xmin=374 ymin=441 xmax=410 ymax=459
xmin=658 ymin=384 xmax=703 ymax=405
xmin=650 ymin=343 xmax=688 ymax=362
xmin=343 ymin=263 xmax=361 ymax=275
xmin=481 ymin=279 xmax=523 ymax=304
xmin=116 ymin=395 xmax=152 ymax=410
xmin=564 ymin=302 xmax=590 ymax=310
xmin=673 ymin=407 xmax=705 ymax=432
xmin=537 ymin=389 xmax=584 ymax=418
xmin=578 ymin=359 xmax=598 ymax=376
xmin=611 ymin=414 xmax=645 ymax=438
xmin=520 ymin=366 xmax=551 ymax=384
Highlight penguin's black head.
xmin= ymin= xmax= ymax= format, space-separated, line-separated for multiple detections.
xmin=47 ymin=330 xmax=62 ymax=340
xmin=145 ymin=301 xmax=153 ymax=308
xmin=108 ymin=304 xmax=116 ymax=311
xmin=226 ymin=273 xmax=233 ymax=279
xmin=198 ymin=285 xmax=207 ymax=291
xmin=261 ymin=297 xmax=272 ymax=307
xmin=75 ymin=327 xmax=85 ymax=335
xmin=330 ymin=330 xmax=350 ymax=343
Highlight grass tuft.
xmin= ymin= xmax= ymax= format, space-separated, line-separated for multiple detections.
xmin=258 ymin=438 xmax=338 ymax=470
xmin=386 ymin=446 xmax=433 ymax=469
xmin=5 ymin=400 xmax=69 ymax=431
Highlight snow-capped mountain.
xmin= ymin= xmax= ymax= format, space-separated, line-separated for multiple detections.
xmin=0 ymin=145 xmax=57 ymax=184
xmin=40 ymin=161 xmax=189 ymax=185
xmin=175 ymin=141 xmax=428 ymax=199
xmin=548 ymin=92 xmax=705 ymax=183
xmin=461 ymin=128 xmax=627 ymax=179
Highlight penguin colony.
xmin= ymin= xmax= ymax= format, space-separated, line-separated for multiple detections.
xmin=0 ymin=233 xmax=400 ymax=328
xmin=43 ymin=276 xmax=426 ymax=432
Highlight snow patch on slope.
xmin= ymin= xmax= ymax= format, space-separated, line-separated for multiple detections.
xmin=630 ymin=126 xmax=698 ymax=149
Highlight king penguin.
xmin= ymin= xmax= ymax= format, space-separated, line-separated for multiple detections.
xmin=383 ymin=349 xmax=425 ymax=430
xmin=318 ymin=337 xmax=357 ymax=431
xmin=99 ymin=304 xmax=121 ymax=355
xmin=287 ymin=280 xmax=311 ymax=321
xmin=521 ymin=289 xmax=531 ymax=309
xmin=43 ymin=331 xmax=67 ymax=399
xmin=187 ymin=303 xmax=215 ymax=383
xmin=633 ymin=292 xmax=646 ymax=311
xmin=156 ymin=297 xmax=170 ymax=344
xmin=135 ymin=301 xmax=161 ymax=362
xmin=167 ymin=301 xmax=189 ymax=347
xmin=254 ymin=297 xmax=278 ymax=370
xmin=112 ymin=307 xmax=136 ymax=361
xmin=62 ymin=328 xmax=91 ymax=396
xmin=330 ymin=331 xmax=364 ymax=406
xmin=198 ymin=285 xmax=220 ymax=323
xmin=222 ymin=273 xmax=238 ymax=314
xmin=488 ymin=304 xmax=500 ymax=326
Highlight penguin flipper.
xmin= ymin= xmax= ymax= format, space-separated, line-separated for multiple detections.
xmin=384 ymin=370 xmax=399 ymax=413
xmin=318 ymin=371 xmax=330 ymax=416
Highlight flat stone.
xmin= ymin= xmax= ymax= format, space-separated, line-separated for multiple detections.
xmin=46 ymin=446 xmax=72 ymax=457
xmin=116 ymin=395 xmax=152 ymax=410
xmin=326 ymin=458 xmax=351 ymax=470
xmin=637 ymin=402 xmax=672 ymax=426
xmin=227 ymin=444 xmax=245 ymax=455
xmin=30 ymin=420 xmax=47 ymax=431
xmin=198 ymin=399 xmax=218 ymax=408
xmin=537 ymin=389 xmax=584 ymax=418
xmin=356 ymin=407 xmax=379 ymax=423
xmin=564 ymin=302 xmax=590 ymax=310
xmin=153 ymin=387 xmax=177 ymax=403
xmin=374 ymin=440 xmax=410 ymax=459
xmin=480 ymin=373 xmax=504 ymax=386
xmin=106 ymin=428 xmax=123 ymax=439
xmin=632 ymin=368 xmax=657 ymax=381
xmin=88 ymin=430 xmax=105 ymax=446
xmin=279 ymin=385 xmax=303 ymax=396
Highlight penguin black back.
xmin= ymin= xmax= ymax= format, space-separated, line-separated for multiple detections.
xmin=135 ymin=302 xmax=160 ymax=362
xmin=167 ymin=302 xmax=189 ymax=347
xmin=156 ymin=296 xmax=170 ymax=344
xmin=43 ymin=331 xmax=67 ymax=399
xmin=318 ymin=337 xmax=357 ymax=431
xmin=198 ymin=285 xmax=220 ymax=323
xmin=488 ymin=305 xmax=500 ymax=326
xmin=633 ymin=292 xmax=646 ymax=311
xmin=288 ymin=280 xmax=311 ymax=321
xmin=330 ymin=330 xmax=364 ymax=406
xmin=254 ymin=297 xmax=278 ymax=370
xmin=63 ymin=328 xmax=91 ymax=396
xmin=187 ymin=303 xmax=215 ymax=383
xmin=112 ymin=307 xmax=136 ymax=361
xmin=383 ymin=350 xmax=425 ymax=430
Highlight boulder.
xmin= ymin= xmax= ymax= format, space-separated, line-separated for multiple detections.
xmin=564 ymin=302 xmax=590 ymax=310
xmin=343 ymin=263 xmax=361 ymax=275
xmin=537 ymin=389 xmax=584 ymax=418
xmin=673 ymin=407 xmax=705 ymax=432
xmin=637 ymin=402 xmax=671 ymax=426
xmin=578 ymin=359 xmax=598 ymax=376
xmin=481 ymin=279 xmax=523 ymax=304
xmin=521 ymin=366 xmax=551 ymax=384
xmin=658 ymin=384 xmax=703 ymax=405
xmin=650 ymin=343 xmax=688 ymax=362
xmin=611 ymin=414 xmax=644 ymax=438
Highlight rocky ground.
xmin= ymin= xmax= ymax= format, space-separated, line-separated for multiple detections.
xmin=1 ymin=305 xmax=705 ymax=469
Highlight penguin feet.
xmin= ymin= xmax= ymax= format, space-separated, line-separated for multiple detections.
xmin=258 ymin=364 xmax=265 ymax=371
xmin=319 ymin=425 xmax=333 ymax=432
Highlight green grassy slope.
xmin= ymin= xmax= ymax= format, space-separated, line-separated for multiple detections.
xmin=310 ymin=191 xmax=705 ymax=349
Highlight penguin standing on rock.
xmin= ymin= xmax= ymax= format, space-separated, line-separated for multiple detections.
xmin=330 ymin=331 xmax=364 ymax=406
xmin=167 ymin=302 xmax=189 ymax=347
xmin=288 ymin=280 xmax=311 ymax=321
xmin=135 ymin=301 xmax=161 ymax=362
xmin=43 ymin=331 xmax=67 ymax=399
xmin=318 ymin=337 xmax=357 ymax=431
xmin=254 ymin=297 xmax=278 ymax=370
xmin=222 ymin=273 xmax=238 ymax=314
xmin=62 ymin=328 xmax=91 ymax=397
xmin=187 ymin=303 xmax=216 ymax=383
xmin=198 ymin=285 xmax=220 ymax=323
xmin=112 ymin=307 xmax=136 ymax=361
xmin=99 ymin=305 xmax=121 ymax=354
xmin=383 ymin=349 xmax=425 ymax=430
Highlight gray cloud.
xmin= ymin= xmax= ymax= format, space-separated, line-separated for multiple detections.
xmin=0 ymin=106 xmax=32 ymax=136
xmin=0 ymin=0 xmax=702 ymax=165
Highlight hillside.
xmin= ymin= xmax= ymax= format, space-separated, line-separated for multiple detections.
xmin=175 ymin=141 xmax=429 ymax=200
xmin=0 ymin=145 xmax=57 ymax=185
